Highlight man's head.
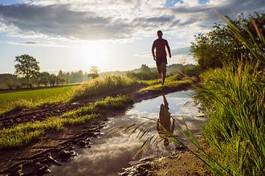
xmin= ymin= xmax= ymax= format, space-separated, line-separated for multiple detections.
xmin=157 ymin=30 xmax=163 ymax=39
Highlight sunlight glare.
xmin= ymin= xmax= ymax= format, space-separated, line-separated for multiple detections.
xmin=77 ymin=41 xmax=107 ymax=71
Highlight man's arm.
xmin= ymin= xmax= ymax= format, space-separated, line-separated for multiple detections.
xmin=152 ymin=41 xmax=156 ymax=60
xmin=166 ymin=40 xmax=171 ymax=58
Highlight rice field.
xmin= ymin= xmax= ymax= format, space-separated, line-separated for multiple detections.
xmin=0 ymin=85 xmax=77 ymax=114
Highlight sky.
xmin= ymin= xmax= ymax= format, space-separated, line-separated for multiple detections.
xmin=0 ymin=0 xmax=264 ymax=73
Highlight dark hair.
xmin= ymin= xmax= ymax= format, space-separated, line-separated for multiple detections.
xmin=157 ymin=30 xmax=163 ymax=35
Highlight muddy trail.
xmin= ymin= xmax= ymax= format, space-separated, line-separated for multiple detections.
xmin=0 ymin=84 xmax=198 ymax=176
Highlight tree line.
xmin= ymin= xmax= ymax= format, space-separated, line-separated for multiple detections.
xmin=0 ymin=54 xmax=99 ymax=89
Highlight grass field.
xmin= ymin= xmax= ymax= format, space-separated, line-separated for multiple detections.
xmin=0 ymin=85 xmax=77 ymax=114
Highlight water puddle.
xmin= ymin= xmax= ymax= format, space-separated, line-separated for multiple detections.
xmin=49 ymin=90 xmax=206 ymax=176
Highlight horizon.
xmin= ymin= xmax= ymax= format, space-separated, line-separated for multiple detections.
xmin=0 ymin=0 xmax=264 ymax=74
xmin=0 ymin=62 xmax=195 ymax=75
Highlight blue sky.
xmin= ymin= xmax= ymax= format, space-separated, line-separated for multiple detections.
xmin=0 ymin=0 xmax=23 ymax=5
xmin=166 ymin=0 xmax=209 ymax=7
xmin=0 ymin=0 xmax=264 ymax=73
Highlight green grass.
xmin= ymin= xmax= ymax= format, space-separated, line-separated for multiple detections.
xmin=139 ymin=79 xmax=161 ymax=86
xmin=0 ymin=114 xmax=98 ymax=149
xmin=195 ymin=63 xmax=265 ymax=175
xmin=0 ymin=95 xmax=133 ymax=149
xmin=72 ymin=75 xmax=137 ymax=101
xmin=0 ymin=86 xmax=77 ymax=114
xmin=139 ymin=75 xmax=194 ymax=93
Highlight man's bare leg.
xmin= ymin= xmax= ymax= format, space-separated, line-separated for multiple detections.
xmin=161 ymin=63 xmax=166 ymax=85
xmin=157 ymin=65 xmax=163 ymax=84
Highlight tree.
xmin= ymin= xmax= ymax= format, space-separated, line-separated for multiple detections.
xmin=14 ymin=54 xmax=40 ymax=88
xmin=48 ymin=74 xmax=57 ymax=87
xmin=140 ymin=64 xmax=152 ymax=73
xmin=38 ymin=72 xmax=50 ymax=87
xmin=126 ymin=64 xmax=158 ymax=80
xmin=88 ymin=66 xmax=99 ymax=79
xmin=191 ymin=13 xmax=265 ymax=70
xmin=57 ymin=70 xmax=66 ymax=85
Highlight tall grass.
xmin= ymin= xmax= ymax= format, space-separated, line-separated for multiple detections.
xmin=197 ymin=64 xmax=265 ymax=175
xmin=72 ymin=75 xmax=137 ymax=101
xmin=194 ymin=16 xmax=265 ymax=175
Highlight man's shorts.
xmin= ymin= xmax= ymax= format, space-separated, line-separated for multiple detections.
xmin=156 ymin=58 xmax=167 ymax=67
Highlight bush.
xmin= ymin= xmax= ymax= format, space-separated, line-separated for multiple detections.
xmin=126 ymin=64 xmax=159 ymax=80
xmin=191 ymin=13 xmax=265 ymax=70
xmin=182 ymin=65 xmax=201 ymax=77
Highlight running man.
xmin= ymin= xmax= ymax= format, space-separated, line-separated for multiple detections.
xmin=152 ymin=30 xmax=171 ymax=85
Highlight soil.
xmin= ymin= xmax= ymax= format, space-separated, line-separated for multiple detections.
xmin=120 ymin=138 xmax=211 ymax=176
xmin=120 ymin=152 xmax=209 ymax=176
xmin=0 ymin=81 xmax=205 ymax=176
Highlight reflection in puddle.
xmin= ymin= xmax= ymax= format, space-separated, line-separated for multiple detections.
xmin=50 ymin=90 xmax=206 ymax=176
xmin=50 ymin=135 xmax=141 ymax=176
xmin=157 ymin=94 xmax=175 ymax=147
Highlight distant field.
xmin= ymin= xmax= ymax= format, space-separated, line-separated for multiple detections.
xmin=0 ymin=85 xmax=77 ymax=114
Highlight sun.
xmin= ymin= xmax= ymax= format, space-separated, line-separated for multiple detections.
xmin=77 ymin=41 xmax=107 ymax=71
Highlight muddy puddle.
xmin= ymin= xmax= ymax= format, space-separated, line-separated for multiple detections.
xmin=49 ymin=90 xmax=207 ymax=176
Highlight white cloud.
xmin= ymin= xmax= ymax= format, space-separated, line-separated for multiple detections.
xmin=208 ymin=0 xmax=229 ymax=7
xmin=0 ymin=0 xmax=264 ymax=43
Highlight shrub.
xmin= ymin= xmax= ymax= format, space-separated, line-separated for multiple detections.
xmin=191 ymin=13 xmax=265 ymax=70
